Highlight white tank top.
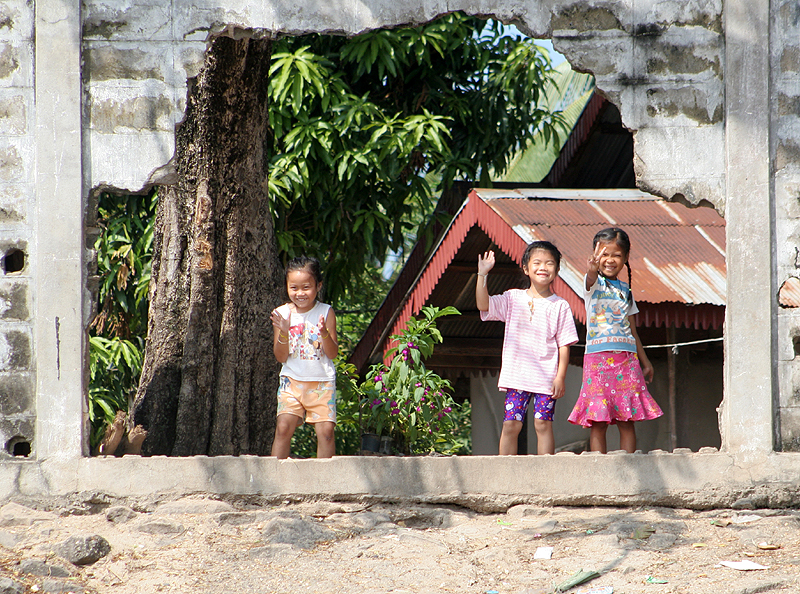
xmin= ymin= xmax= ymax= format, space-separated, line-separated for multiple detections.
xmin=278 ymin=301 xmax=336 ymax=382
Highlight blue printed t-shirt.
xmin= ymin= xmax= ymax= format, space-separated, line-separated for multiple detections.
xmin=583 ymin=275 xmax=638 ymax=354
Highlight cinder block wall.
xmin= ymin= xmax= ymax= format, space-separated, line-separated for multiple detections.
xmin=0 ymin=1 xmax=35 ymax=459
xmin=0 ymin=0 xmax=794 ymax=464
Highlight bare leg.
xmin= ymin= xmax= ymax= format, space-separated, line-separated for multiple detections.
xmin=534 ymin=419 xmax=555 ymax=455
xmin=499 ymin=420 xmax=523 ymax=455
xmin=271 ymin=414 xmax=301 ymax=458
xmin=314 ymin=421 xmax=335 ymax=458
xmin=123 ymin=425 xmax=148 ymax=455
xmin=98 ymin=410 xmax=126 ymax=456
xmin=589 ymin=422 xmax=608 ymax=453
xmin=618 ymin=421 xmax=637 ymax=453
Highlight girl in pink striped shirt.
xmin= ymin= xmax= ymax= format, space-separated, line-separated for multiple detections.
xmin=476 ymin=241 xmax=578 ymax=455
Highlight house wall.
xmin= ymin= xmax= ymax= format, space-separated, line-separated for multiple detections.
xmin=0 ymin=0 xmax=795 ymax=504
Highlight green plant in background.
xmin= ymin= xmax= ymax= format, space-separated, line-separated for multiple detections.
xmin=362 ymin=306 xmax=463 ymax=454
xmin=88 ymin=191 xmax=156 ymax=449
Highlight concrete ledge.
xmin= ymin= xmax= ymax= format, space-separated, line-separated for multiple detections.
xmin=2 ymin=452 xmax=799 ymax=510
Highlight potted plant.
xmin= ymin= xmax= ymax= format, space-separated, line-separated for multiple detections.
xmin=359 ymin=306 xmax=462 ymax=454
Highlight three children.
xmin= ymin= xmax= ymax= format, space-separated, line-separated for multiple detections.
xmin=271 ymin=227 xmax=663 ymax=458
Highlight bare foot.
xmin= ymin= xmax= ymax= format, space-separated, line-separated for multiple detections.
xmin=98 ymin=410 xmax=126 ymax=455
xmin=123 ymin=425 xmax=147 ymax=455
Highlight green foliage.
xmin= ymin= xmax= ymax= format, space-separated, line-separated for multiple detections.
xmin=361 ymin=306 xmax=463 ymax=454
xmin=88 ymin=336 xmax=143 ymax=447
xmin=268 ymin=13 xmax=565 ymax=304
xmin=88 ymin=191 xmax=156 ymax=448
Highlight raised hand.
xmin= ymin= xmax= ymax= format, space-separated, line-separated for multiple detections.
xmin=270 ymin=308 xmax=290 ymax=336
xmin=587 ymin=242 xmax=607 ymax=274
xmin=478 ymin=250 xmax=495 ymax=276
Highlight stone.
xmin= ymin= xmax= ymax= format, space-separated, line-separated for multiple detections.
xmin=105 ymin=505 xmax=137 ymax=523
xmin=261 ymin=516 xmax=336 ymax=549
xmin=247 ymin=543 xmax=295 ymax=561
xmin=136 ymin=518 xmax=185 ymax=535
xmin=40 ymin=579 xmax=83 ymax=593
xmin=153 ymin=498 xmax=234 ymax=515
xmin=18 ymin=558 xmax=70 ymax=577
xmin=0 ymin=577 xmax=23 ymax=594
xmin=0 ymin=529 xmax=19 ymax=548
xmin=732 ymin=497 xmax=756 ymax=510
xmin=216 ymin=511 xmax=256 ymax=526
xmin=0 ymin=502 xmax=54 ymax=527
xmin=56 ymin=535 xmax=111 ymax=565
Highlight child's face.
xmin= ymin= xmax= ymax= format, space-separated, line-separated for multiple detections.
xmin=595 ymin=240 xmax=628 ymax=279
xmin=286 ymin=269 xmax=321 ymax=313
xmin=523 ymin=249 xmax=559 ymax=291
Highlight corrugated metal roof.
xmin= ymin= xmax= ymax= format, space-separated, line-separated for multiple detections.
xmin=477 ymin=189 xmax=726 ymax=308
xmin=779 ymin=277 xmax=800 ymax=308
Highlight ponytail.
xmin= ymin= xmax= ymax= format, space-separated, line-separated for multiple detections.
xmin=625 ymin=261 xmax=633 ymax=303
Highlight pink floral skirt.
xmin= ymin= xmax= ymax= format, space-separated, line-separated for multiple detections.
xmin=568 ymin=351 xmax=663 ymax=427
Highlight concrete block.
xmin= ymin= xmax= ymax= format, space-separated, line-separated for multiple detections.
xmin=639 ymin=25 xmax=722 ymax=80
xmin=83 ymin=1 xmax=172 ymax=42
xmin=0 ymin=90 xmax=28 ymax=135
xmin=633 ymin=125 xmax=725 ymax=208
xmin=0 ymin=279 xmax=28 ymax=320
xmin=88 ymin=84 xmax=175 ymax=134
xmin=777 ymin=309 xmax=800 ymax=361
xmin=85 ymin=43 xmax=170 ymax=83
xmin=89 ymin=130 xmax=176 ymax=192
xmin=0 ymin=1 xmax=34 ymax=42
xmin=0 ymin=372 xmax=33 ymax=415
xmin=0 ymin=414 xmax=33 ymax=457
xmin=0 ymin=40 xmax=31 ymax=87
xmin=779 ymin=406 xmax=800 ymax=451
xmin=0 ymin=183 xmax=28 ymax=223
xmin=0 ymin=326 xmax=31 ymax=371
xmin=632 ymin=0 xmax=723 ymax=32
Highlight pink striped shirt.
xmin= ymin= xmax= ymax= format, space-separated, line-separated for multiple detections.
xmin=481 ymin=289 xmax=578 ymax=395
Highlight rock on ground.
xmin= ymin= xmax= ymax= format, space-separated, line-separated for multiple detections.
xmin=0 ymin=495 xmax=798 ymax=593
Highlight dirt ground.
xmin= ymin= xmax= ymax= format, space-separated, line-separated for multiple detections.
xmin=1 ymin=495 xmax=799 ymax=594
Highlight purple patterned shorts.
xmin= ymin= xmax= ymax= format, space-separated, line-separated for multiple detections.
xmin=503 ymin=388 xmax=555 ymax=422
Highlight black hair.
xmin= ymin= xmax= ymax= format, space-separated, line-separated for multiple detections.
xmin=285 ymin=255 xmax=323 ymax=284
xmin=592 ymin=227 xmax=633 ymax=301
xmin=521 ymin=240 xmax=562 ymax=270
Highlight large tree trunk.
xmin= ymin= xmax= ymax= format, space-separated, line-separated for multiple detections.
xmin=131 ymin=35 xmax=284 ymax=456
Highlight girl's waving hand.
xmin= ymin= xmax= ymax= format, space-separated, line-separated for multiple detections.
xmin=478 ymin=250 xmax=495 ymax=276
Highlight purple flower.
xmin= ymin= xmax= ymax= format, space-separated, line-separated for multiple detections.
xmin=390 ymin=401 xmax=398 ymax=408
xmin=444 ymin=406 xmax=452 ymax=413
xmin=416 ymin=406 xmax=422 ymax=412
xmin=372 ymin=399 xmax=381 ymax=408
xmin=391 ymin=408 xmax=400 ymax=415
xmin=420 ymin=396 xmax=426 ymax=402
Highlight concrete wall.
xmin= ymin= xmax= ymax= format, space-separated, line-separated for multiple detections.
xmin=0 ymin=0 xmax=796 ymax=504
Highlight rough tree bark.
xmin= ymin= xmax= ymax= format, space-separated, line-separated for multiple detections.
xmin=130 ymin=35 xmax=284 ymax=456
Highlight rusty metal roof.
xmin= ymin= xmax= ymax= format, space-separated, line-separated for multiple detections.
xmin=477 ymin=188 xmax=726 ymax=309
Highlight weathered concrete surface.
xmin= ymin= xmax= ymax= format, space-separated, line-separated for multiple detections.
xmin=0 ymin=0 xmax=797 ymax=512
xmin=2 ymin=452 xmax=800 ymax=510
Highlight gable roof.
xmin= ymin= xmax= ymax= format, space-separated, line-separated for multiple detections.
xmin=350 ymin=189 xmax=726 ymax=375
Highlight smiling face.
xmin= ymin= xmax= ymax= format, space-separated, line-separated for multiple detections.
xmin=595 ymin=240 xmax=628 ymax=280
xmin=286 ymin=268 xmax=321 ymax=313
xmin=523 ymin=248 xmax=559 ymax=293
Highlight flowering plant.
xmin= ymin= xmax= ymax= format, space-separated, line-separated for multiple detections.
xmin=360 ymin=306 xmax=462 ymax=454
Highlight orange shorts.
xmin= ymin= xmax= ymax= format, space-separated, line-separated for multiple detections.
xmin=277 ymin=376 xmax=336 ymax=424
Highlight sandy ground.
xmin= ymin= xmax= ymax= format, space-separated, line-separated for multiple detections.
xmin=1 ymin=496 xmax=799 ymax=594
